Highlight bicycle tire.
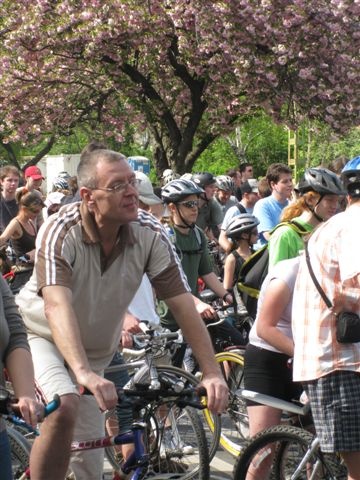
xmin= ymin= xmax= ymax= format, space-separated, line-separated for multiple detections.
xmin=105 ymin=365 xmax=214 ymax=480
xmin=152 ymin=403 xmax=209 ymax=479
xmin=233 ymin=424 xmax=347 ymax=480
xmin=204 ymin=351 xmax=247 ymax=456
xmin=105 ymin=364 xmax=220 ymax=467
xmin=106 ymin=395 xmax=209 ymax=479
xmin=7 ymin=426 xmax=31 ymax=479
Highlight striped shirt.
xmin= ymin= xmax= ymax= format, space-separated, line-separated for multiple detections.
xmin=292 ymin=203 xmax=360 ymax=382
xmin=16 ymin=202 xmax=189 ymax=370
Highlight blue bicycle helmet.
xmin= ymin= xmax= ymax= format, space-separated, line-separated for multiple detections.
xmin=341 ymin=155 xmax=360 ymax=196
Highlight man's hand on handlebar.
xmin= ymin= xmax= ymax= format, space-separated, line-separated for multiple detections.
xmin=195 ymin=300 xmax=217 ymax=321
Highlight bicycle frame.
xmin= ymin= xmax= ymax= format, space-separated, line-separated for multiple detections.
xmin=70 ymin=421 xmax=149 ymax=480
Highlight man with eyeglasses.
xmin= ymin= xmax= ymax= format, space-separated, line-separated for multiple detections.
xmin=16 ymin=142 xmax=228 ymax=480
xmin=239 ymin=162 xmax=254 ymax=184
xmin=160 ymin=179 xmax=246 ymax=350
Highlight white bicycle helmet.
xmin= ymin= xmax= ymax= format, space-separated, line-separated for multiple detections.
xmin=226 ymin=214 xmax=259 ymax=240
xmin=162 ymin=169 xmax=179 ymax=184
xmin=215 ymin=175 xmax=235 ymax=193
xmin=161 ymin=179 xmax=204 ymax=204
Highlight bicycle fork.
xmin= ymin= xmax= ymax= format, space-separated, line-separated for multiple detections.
xmin=290 ymin=436 xmax=335 ymax=480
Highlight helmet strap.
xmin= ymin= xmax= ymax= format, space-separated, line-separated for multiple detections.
xmin=174 ymin=206 xmax=196 ymax=229
xmin=305 ymin=196 xmax=325 ymax=223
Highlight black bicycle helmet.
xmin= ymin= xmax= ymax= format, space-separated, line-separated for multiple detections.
xmin=191 ymin=172 xmax=216 ymax=188
xmin=341 ymin=155 xmax=360 ymax=196
xmin=297 ymin=167 xmax=346 ymax=196
xmin=215 ymin=175 xmax=235 ymax=193
xmin=226 ymin=214 xmax=259 ymax=240
xmin=161 ymin=179 xmax=204 ymax=204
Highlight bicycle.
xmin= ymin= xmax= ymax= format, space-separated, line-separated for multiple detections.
xmin=202 ymin=348 xmax=247 ymax=457
xmin=104 ymin=327 xmax=221 ymax=470
xmin=191 ymin=292 xmax=250 ymax=457
xmin=0 ymin=387 xmax=60 ymax=479
xmin=232 ymin=389 xmax=348 ymax=479
xmin=9 ymin=382 xmax=208 ymax=480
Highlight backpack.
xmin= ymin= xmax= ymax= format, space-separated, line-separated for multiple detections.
xmin=237 ymin=220 xmax=309 ymax=319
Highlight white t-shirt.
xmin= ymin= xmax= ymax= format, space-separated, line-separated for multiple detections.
xmin=128 ymin=274 xmax=160 ymax=327
xmin=249 ymin=256 xmax=300 ymax=353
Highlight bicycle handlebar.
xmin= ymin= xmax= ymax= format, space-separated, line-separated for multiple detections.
xmin=2 ymin=393 xmax=61 ymax=436
xmin=118 ymin=385 xmax=207 ymax=411
xmin=133 ymin=330 xmax=182 ymax=343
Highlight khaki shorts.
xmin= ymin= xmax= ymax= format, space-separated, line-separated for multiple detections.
xmin=28 ymin=334 xmax=106 ymax=480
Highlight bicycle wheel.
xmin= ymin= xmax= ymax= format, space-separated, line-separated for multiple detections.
xmin=150 ymin=401 xmax=209 ymax=479
xmin=106 ymin=394 xmax=209 ymax=479
xmin=233 ymin=424 xmax=347 ymax=480
xmin=105 ymin=364 xmax=220 ymax=466
xmin=204 ymin=350 xmax=247 ymax=456
xmin=106 ymin=365 xmax=211 ymax=479
xmin=8 ymin=426 xmax=31 ymax=479
xmin=154 ymin=365 xmax=220 ymax=463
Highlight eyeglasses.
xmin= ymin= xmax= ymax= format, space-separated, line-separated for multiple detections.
xmin=178 ymin=200 xmax=200 ymax=209
xmin=93 ymin=178 xmax=140 ymax=194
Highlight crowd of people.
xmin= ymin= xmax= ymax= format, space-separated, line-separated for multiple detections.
xmin=1 ymin=147 xmax=360 ymax=480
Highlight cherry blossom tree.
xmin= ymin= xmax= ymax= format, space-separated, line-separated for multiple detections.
xmin=0 ymin=0 xmax=358 ymax=175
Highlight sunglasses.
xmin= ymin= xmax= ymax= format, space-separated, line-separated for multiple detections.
xmin=178 ymin=200 xmax=200 ymax=209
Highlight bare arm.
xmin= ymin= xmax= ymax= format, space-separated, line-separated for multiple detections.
xmin=202 ymin=272 xmax=232 ymax=303
xmin=42 ymin=285 xmax=117 ymax=410
xmin=256 ymin=278 xmax=294 ymax=356
xmin=218 ymin=230 xmax=232 ymax=254
xmin=6 ymin=348 xmax=43 ymax=427
xmin=165 ymin=292 xmax=228 ymax=414
xmin=192 ymin=294 xmax=216 ymax=320
xmin=223 ymin=254 xmax=236 ymax=290
xmin=262 ymin=231 xmax=271 ymax=241
xmin=0 ymin=218 xmax=21 ymax=246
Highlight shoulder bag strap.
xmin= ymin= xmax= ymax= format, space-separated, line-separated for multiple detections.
xmin=237 ymin=203 xmax=247 ymax=214
xmin=304 ymin=242 xmax=333 ymax=309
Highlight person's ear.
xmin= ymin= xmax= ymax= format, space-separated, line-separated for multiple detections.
xmin=80 ymin=187 xmax=94 ymax=205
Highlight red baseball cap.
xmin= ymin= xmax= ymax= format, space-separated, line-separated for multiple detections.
xmin=24 ymin=165 xmax=44 ymax=180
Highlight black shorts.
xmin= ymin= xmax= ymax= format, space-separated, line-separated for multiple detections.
xmin=244 ymin=344 xmax=302 ymax=406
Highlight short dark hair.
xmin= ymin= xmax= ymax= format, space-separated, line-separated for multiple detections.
xmin=239 ymin=163 xmax=252 ymax=174
xmin=266 ymin=163 xmax=292 ymax=185
xmin=226 ymin=168 xmax=240 ymax=178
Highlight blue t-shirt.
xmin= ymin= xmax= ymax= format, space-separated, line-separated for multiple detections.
xmin=221 ymin=204 xmax=254 ymax=231
xmin=253 ymin=195 xmax=288 ymax=247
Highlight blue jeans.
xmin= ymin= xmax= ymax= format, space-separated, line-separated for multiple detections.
xmin=0 ymin=429 xmax=12 ymax=480
xmin=105 ymin=352 xmax=133 ymax=434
